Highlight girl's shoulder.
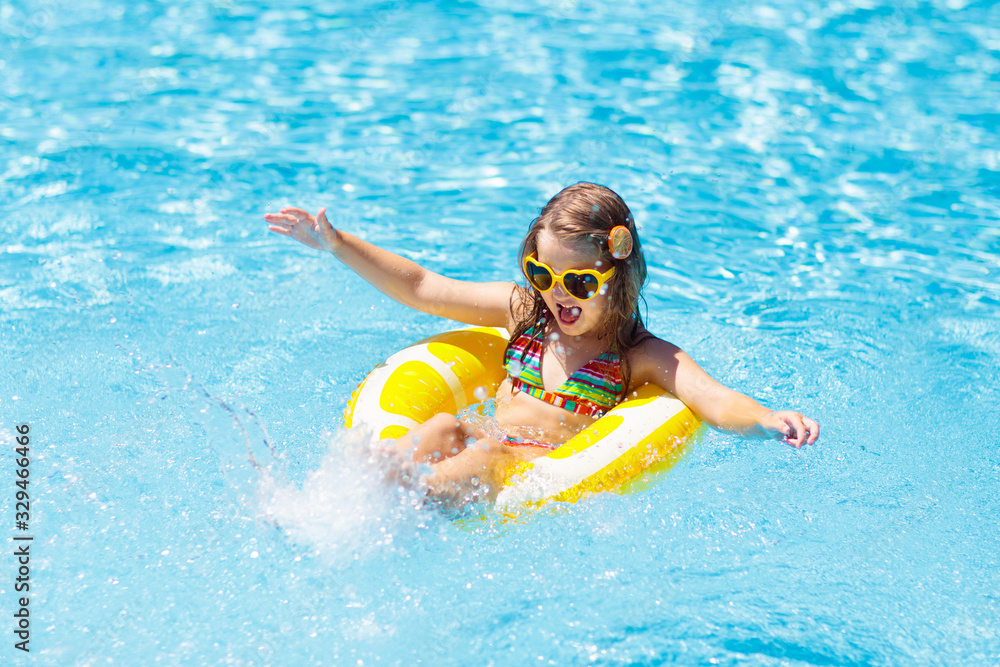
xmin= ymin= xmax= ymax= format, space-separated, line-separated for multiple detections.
xmin=623 ymin=326 xmax=684 ymax=381
xmin=624 ymin=323 xmax=680 ymax=355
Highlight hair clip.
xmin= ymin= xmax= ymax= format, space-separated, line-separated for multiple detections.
xmin=608 ymin=225 xmax=633 ymax=260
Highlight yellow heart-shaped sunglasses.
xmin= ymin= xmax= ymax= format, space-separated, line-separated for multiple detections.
xmin=522 ymin=254 xmax=615 ymax=301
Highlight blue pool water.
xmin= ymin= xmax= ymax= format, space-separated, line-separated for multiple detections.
xmin=2 ymin=0 xmax=999 ymax=663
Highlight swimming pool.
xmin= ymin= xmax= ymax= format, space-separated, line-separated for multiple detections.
xmin=2 ymin=0 xmax=998 ymax=663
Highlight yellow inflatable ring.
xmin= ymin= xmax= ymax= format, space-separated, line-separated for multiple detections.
xmin=343 ymin=327 xmax=704 ymax=508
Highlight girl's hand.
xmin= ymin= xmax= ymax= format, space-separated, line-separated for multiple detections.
xmin=265 ymin=207 xmax=339 ymax=253
xmin=761 ymin=411 xmax=819 ymax=448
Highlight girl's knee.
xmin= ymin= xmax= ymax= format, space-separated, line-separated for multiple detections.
xmin=426 ymin=412 xmax=462 ymax=433
xmin=469 ymin=437 xmax=505 ymax=458
xmin=404 ymin=413 xmax=468 ymax=463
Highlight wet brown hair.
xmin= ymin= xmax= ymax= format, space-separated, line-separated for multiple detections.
xmin=507 ymin=182 xmax=651 ymax=399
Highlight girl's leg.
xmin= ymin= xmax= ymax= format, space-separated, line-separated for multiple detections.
xmin=422 ymin=437 xmax=515 ymax=503
xmin=391 ymin=415 xmax=549 ymax=503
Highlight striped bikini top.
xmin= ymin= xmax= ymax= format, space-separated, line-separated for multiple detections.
xmin=503 ymin=317 xmax=623 ymax=418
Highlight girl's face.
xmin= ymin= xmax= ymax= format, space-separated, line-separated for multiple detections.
xmin=533 ymin=231 xmax=611 ymax=340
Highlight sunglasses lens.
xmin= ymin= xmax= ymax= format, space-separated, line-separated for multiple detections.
xmin=564 ymin=273 xmax=600 ymax=300
xmin=526 ymin=262 xmax=553 ymax=291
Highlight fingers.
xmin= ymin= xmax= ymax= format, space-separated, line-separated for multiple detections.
xmin=777 ymin=412 xmax=819 ymax=448
xmin=803 ymin=416 xmax=820 ymax=445
xmin=265 ymin=209 xmax=317 ymax=238
xmin=264 ymin=212 xmax=307 ymax=225
xmin=264 ymin=212 xmax=295 ymax=233
xmin=263 ymin=205 xmax=335 ymax=252
xmin=781 ymin=419 xmax=803 ymax=448
xmin=265 ymin=208 xmax=329 ymax=231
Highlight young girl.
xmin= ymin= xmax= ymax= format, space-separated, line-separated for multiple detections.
xmin=265 ymin=183 xmax=819 ymax=501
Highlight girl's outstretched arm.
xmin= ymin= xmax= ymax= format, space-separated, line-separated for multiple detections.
xmin=265 ymin=206 xmax=515 ymax=328
xmin=633 ymin=338 xmax=819 ymax=448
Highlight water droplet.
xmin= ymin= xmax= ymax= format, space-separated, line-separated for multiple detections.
xmin=474 ymin=386 xmax=488 ymax=400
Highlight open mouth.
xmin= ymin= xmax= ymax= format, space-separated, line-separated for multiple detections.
xmin=556 ymin=303 xmax=582 ymax=325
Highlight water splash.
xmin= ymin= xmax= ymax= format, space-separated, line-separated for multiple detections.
xmin=256 ymin=426 xmax=446 ymax=564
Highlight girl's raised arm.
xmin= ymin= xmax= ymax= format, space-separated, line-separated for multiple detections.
xmin=633 ymin=338 xmax=819 ymax=448
xmin=265 ymin=206 xmax=515 ymax=328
